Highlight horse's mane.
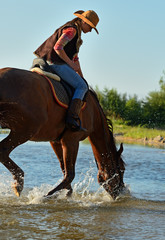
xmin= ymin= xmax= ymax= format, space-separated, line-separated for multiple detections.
xmin=89 ymin=88 xmax=125 ymax=168
xmin=89 ymin=88 xmax=113 ymax=134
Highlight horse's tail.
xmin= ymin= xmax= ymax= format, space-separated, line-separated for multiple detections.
xmin=0 ymin=102 xmax=18 ymax=129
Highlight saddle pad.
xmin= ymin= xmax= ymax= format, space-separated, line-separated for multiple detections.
xmin=31 ymin=68 xmax=70 ymax=108
xmin=31 ymin=67 xmax=60 ymax=81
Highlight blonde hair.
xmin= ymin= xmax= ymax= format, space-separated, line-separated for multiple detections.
xmin=72 ymin=18 xmax=83 ymax=52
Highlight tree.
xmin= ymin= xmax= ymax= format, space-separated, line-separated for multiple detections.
xmin=123 ymin=95 xmax=143 ymax=125
xmin=142 ymin=73 xmax=165 ymax=128
xmin=94 ymin=69 xmax=165 ymax=129
xmin=102 ymin=88 xmax=127 ymax=118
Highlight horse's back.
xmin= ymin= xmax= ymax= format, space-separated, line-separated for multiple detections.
xmin=0 ymin=67 xmax=51 ymax=104
xmin=0 ymin=67 xmax=67 ymax=140
xmin=0 ymin=67 xmax=46 ymax=89
xmin=0 ymin=68 xmax=48 ymax=130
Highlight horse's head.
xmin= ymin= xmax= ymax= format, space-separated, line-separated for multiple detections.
xmin=97 ymin=143 xmax=125 ymax=200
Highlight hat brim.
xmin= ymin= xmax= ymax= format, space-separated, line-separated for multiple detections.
xmin=74 ymin=11 xmax=99 ymax=34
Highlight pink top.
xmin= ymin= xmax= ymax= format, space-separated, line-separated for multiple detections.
xmin=54 ymin=27 xmax=79 ymax=62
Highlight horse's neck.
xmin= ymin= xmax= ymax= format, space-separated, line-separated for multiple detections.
xmin=88 ymin=94 xmax=117 ymax=171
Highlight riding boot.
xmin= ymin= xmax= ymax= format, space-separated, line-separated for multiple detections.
xmin=66 ymin=98 xmax=87 ymax=132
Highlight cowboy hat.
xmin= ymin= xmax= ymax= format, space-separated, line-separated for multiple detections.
xmin=74 ymin=10 xmax=99 ymax=34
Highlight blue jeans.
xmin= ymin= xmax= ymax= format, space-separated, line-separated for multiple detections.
xmin=50 ymin=63 xmax=88 ymax=100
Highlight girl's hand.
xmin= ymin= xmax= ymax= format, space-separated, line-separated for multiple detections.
xmin=69 ymin=61 xmax=80 ymax=72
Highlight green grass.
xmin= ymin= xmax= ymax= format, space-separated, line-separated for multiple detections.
xmin=0 ymin=129 xmax=10 ymax=134
xmin=112 ymin=119 xmax=165 ymax=139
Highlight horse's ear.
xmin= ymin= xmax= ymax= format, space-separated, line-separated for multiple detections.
xmin=118 ymin=143 xmax=123 ymax=156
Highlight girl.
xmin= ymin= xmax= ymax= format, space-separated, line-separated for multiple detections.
xmin=34 ymin=10 xmax=99 ymax=131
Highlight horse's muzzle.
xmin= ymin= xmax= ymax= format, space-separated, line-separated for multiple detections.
xmin=102 ymin=174 xmax=125 ymax=200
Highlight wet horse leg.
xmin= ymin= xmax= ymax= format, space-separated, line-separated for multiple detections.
xmin=50 ymin=141 xmax=73 ymax=196
xmin=46 ymin=139 xmax=79 ymax=196
xmin=0 ymin=131 xmax=30 ymax=196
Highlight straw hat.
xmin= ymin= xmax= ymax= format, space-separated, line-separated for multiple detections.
xmin=74 ymin=10 xmax=99 ymax=34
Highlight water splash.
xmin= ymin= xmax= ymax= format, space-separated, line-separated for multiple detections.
xmin=26 ymin=168 xmax=118 ymax=206
xmin=0 ymin=167 xmax=130 ymax=206
xmin=72 ymin=168 xmax=113 ymax=206
xmin=0 ymin=173 xmax=13 ymax=196
xmin=27 ymin=184 xmax=52 ymax=204
xmin=0 ymin=173 xmax=27 ymax=205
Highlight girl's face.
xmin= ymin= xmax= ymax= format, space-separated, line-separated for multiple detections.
xmin=81 ymin=21 xmax=92 ymax=33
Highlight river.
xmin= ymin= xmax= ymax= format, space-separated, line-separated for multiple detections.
xmin=0 ymin=134 xmax=165 ymax=240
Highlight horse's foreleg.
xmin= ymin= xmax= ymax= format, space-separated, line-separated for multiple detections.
xmin=46 ymin=140 xmax=79 ymax=196
xmin=50 ymin=141 xmax=73 ymax=196
xmin=0 ymin=132 xmax=29 ymax=196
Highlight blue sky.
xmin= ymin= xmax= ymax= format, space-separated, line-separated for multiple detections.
xmin=1 ymin=0 xmax=165 ymax=98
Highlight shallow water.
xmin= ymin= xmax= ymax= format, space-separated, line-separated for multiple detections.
xmin=0 ymin=134 xmax=165 ymax=240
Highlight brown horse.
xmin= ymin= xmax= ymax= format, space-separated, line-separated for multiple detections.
xmin=0 ymin=67 xmax=125 ymax=200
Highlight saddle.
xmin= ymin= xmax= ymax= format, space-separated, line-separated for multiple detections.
xmin=31 ymin=58 xmax=74 ymax=108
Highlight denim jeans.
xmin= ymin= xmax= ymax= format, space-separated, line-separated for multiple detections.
xmin=50 ymin=63 xmax=88 ymax=100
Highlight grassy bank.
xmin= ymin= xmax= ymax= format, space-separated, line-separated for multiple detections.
xmin=112 ymin=119 xmax=165 ymax=139
xmin=1 ymin=124 xmax=165 ymax=147
xmin=0 ymin=129 xmax=10 ymax=134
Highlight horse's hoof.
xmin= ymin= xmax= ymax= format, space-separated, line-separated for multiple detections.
xmin=12 ymin=182 xmax=23 ymax=197
xmin=66 ymin=188 xmax=73 ymax=197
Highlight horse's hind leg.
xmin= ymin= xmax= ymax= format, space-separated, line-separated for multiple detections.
xmin=50 ymin=141 xmax=73 ymax=196
xmin=0 ymin=131 xmax=29 ymax=196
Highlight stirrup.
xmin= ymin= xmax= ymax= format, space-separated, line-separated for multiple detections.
xmin=66 ymin=117 xmax=87 ymax=132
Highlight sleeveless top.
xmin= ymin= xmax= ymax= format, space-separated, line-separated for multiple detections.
xmin=34 ymin=20 xmax=81 ymax=64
